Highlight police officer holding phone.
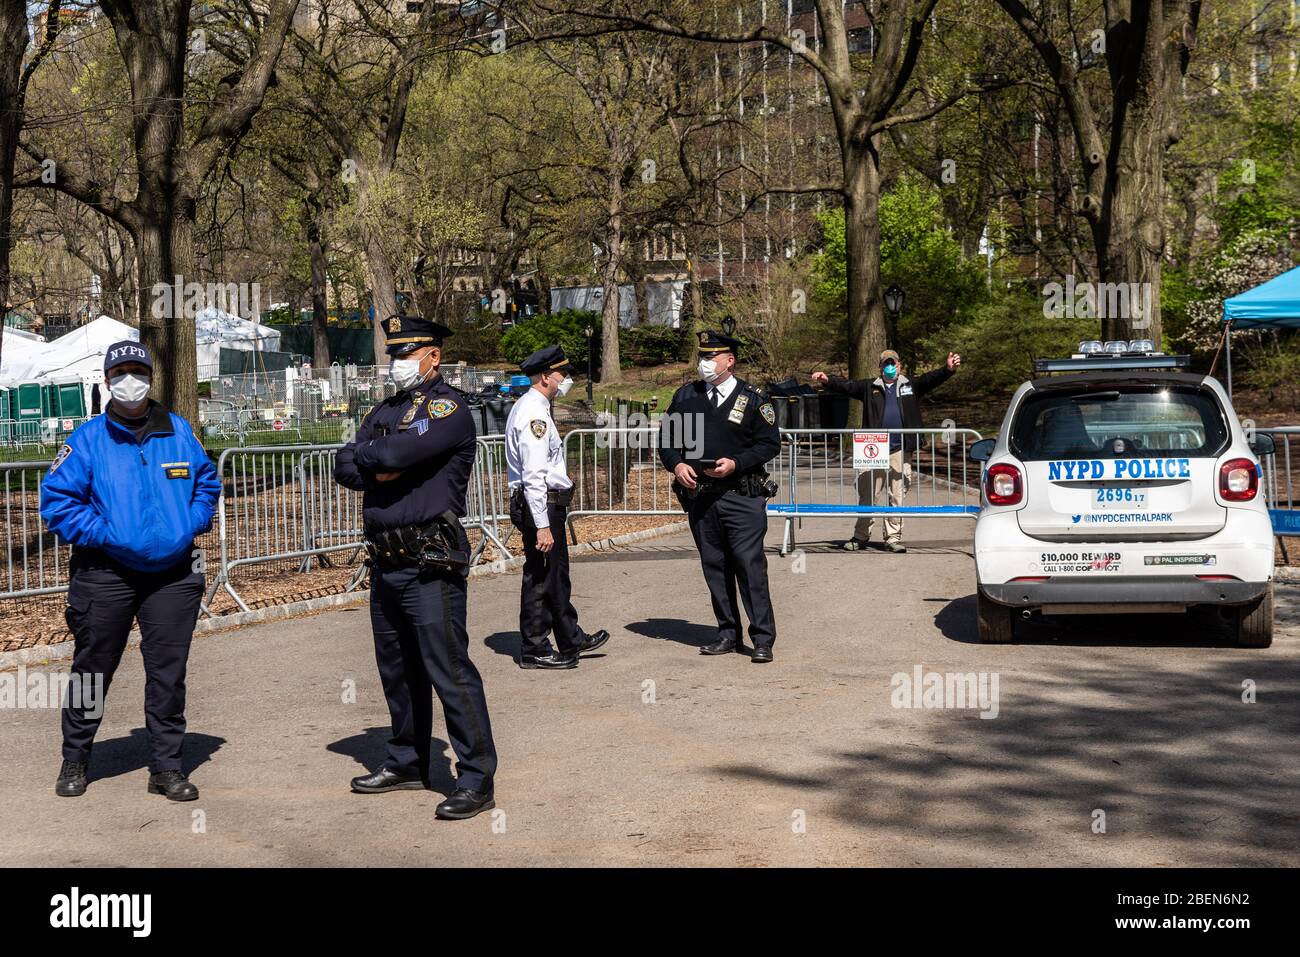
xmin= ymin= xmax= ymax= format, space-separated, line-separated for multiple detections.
xmin=41 ymin=340 xmax=221 ymax=801
xmin=659 ymin=330 xmax=781 ymax=662
xmin=505 ymin=344 xmax=610 ymax=670
xmin=334 ymin=315 xmax=498 ymax=821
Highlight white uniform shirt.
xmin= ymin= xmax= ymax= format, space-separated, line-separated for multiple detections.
xmin=506 ymin=387 xmax=572 ymax=529
xmin=706 ymin=374 xmax=737 ymax=406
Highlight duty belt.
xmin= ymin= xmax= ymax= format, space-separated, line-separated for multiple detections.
xmin=364 ymin=512 xmax=469 ymax=572
xmin=510 ymin=486 xmax=575 ymax=507
xmin=674 ymin=470 xmax=778 ymax=505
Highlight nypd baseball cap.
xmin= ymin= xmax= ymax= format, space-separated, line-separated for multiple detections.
xmin=104 ymin=340 xmax=153 ymax=375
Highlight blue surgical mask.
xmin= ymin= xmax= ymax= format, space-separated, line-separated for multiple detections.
xmin=882 ymin=363 xmax=897 ymax=379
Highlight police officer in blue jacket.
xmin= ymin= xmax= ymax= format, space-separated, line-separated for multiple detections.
xmin=334 ymin=315 xmax=498 ymax=821
xmin=40 ymin=341 xmax=221 ymax=801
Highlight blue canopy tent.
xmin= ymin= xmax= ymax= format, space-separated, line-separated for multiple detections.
xmin=1222 ymin=263 xmax=1300 ymax=396
xmin=1223 ymin=264 xmax=1300 ymax=539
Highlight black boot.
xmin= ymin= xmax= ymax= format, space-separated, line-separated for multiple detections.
xmin=55 ymin=760 xmax=87 ymax=798
xmin=700 ymin=636 xmax=737 ymax=655
xmin=435 ymin=788 xmax=495 ymax=820
xmin=519 ymin=650 xmax=578 ymax=669
xmin=147 ymin=770 xmax=199 ymax=802
xmin=572 ymin=630 xmax=610 ymax=655
xmin=350 ymin=768 xmax=427 ymax=794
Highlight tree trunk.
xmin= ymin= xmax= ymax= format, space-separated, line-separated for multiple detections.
xmin=135 ymin=215 xmax=199 ymax=423
xmin=600 ymin=177 xmax=624 ymax=384
xmin=0 ymin=0 xmax=29 ymax=368
xmin=842 ymin=141 xmax=887 ymax=427
xmin=1097 ymin=99 xmax=1169 ymax=343
xmin=363 ymin=226 xmax=398 ymax=366
xmin=307 ymin=217 xmax=330 ymax=367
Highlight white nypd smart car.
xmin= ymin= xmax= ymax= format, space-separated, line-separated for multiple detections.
xmin=969 ymin=343 xmax=1276 ymax=647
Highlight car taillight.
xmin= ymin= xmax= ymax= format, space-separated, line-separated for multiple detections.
xmin=985 ymin=463 xmax=1023 ymax=506
xmin=1219 ymin=457 xmax=1258 ymax=502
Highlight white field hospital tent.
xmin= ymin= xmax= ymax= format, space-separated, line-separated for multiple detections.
xmin=0 ymin=326 xmax=52 ymax=384
xmin=195 ymin=305 xmax=281 ymax=380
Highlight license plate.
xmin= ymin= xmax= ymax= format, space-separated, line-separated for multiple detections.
xmin=1093 ymin=486 xmax=1146 ymax=508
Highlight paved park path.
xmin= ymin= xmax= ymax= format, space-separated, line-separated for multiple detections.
xmin=3 ymin=518 xmax=1298 ymax=866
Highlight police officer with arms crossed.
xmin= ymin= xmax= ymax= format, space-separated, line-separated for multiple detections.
xmin=660 ymin=330 xmax=781 ymax=662
xmin=334 ymin=315 xmax=498 ymax=821
xmin=41 ymin=341 xmax=221 ymax=801
xmin=506 ymin=345 xmax=610 ymax=670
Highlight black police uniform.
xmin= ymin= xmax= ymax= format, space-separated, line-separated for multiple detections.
xmin=334 ymin=318 xmax=497 ymax=802
xmin=659 ymin=332 xmax=781 ymax=657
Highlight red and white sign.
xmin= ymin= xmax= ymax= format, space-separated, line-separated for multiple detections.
xmin=853 ymin=431 xmax=890 ymax=470
xmin=272 ymin=418 xmax=285 ymax=432
xmin=61 ymin=419 xmax=74 ymax=431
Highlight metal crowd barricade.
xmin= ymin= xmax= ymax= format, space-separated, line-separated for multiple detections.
xmin=561 ymin=425 xmax=984 ymax=553
xmin=1258 ymin=427 xmax=1300 ymax=558
xmin=0 ymin=460 xmax=69 ymax=600
xmin=467 ymin=435 xmax=514 ymax=564
xmin=563 ymin=426 xmax=679 ymax=540
xmin=205 ymin=435 xmax=514 ymax=614
xmin=771 ymin=428 xmax=983 ymax=555
xmin=206 ymin=444 xmax=364 ymax=613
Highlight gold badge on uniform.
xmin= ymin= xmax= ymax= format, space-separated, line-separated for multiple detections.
xmin=728 ymin=393 xmax=748 ymax=424
xmin=760 ymin=402 xmax=775 ymax=425
xmin=390 ymin=316 xmax=402 ymax=333
xmin=530 ymin=419 xmax=547 ymax=439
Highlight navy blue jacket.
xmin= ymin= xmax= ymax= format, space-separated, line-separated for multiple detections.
xmin=40 ymin=402 xmax=222 ymax=573
xmin=334 ymin=374 xmax=476 ymax=531
xmin=659 ymin=377 xmax=781 ymax=475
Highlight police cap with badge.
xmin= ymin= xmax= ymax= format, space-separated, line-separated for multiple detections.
xmin=696 ymin=329 xmax=742 ymax=357
xmin=382 ymin=314 xmax=454 ymax=355
xmin=519 ymin=344 xmax=573 ymax=377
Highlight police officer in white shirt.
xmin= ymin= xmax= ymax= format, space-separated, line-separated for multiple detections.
xmin=506 ymin=345 xmax=610 ymax=670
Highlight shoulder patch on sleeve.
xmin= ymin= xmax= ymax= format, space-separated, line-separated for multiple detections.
xmin=529 ymin=419 xmax=548 ymax=439
xmin=50 ymin=443 xmax=73 ymax=474
xmin=428 ymin=398 xmax=458 ymax=419
xmin=760 ymin=403 xmax=776 ymax=425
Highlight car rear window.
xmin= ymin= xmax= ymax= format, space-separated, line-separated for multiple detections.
xmin=1010 ymin=384 xmax=1229 ymax=461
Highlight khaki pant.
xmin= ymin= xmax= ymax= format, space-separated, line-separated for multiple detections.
xmin=853 ymin=448 xmax=911 ymax=544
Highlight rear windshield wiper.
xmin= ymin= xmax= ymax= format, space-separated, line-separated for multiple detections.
xmin=1071 ymin=391 xmax=1121 ymax=402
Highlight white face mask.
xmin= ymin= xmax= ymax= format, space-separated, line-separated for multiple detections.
xmin=698 ymin=358 xmax=720 ymax=382
xmin=109 ymin=373 xmax=150 ymax=406
xmin=555 ymin=375 xmax=574 ymax=398
xmin=389 ymin=356 xmax=426 ymax=391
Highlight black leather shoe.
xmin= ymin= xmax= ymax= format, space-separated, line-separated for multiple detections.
xmin=147 ymin=770 xmax=199 ymax=802
xmin=700 ymin=636 xmax=737 ymax=655
xmin=435 ymin=788 xmax=495 ymax=820
xmin=751 ymin=646 xmax=774 ymax=664
xmin=351 ymin=768 xmax=427 ymax=793
xmin=519 ymin=651 xmax=578 ymax=669
xmin=55 ymin=760 xmax=87 ymax=797
xmin=572 ymin=629 xmax=610 ymax=655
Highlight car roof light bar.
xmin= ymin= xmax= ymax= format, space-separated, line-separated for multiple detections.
xmin=1033 ymin=354 xmax=1192 ymax=374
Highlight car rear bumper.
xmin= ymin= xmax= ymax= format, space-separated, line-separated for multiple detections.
xmin=980 ymin=575 xmax=1269 ymax=608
